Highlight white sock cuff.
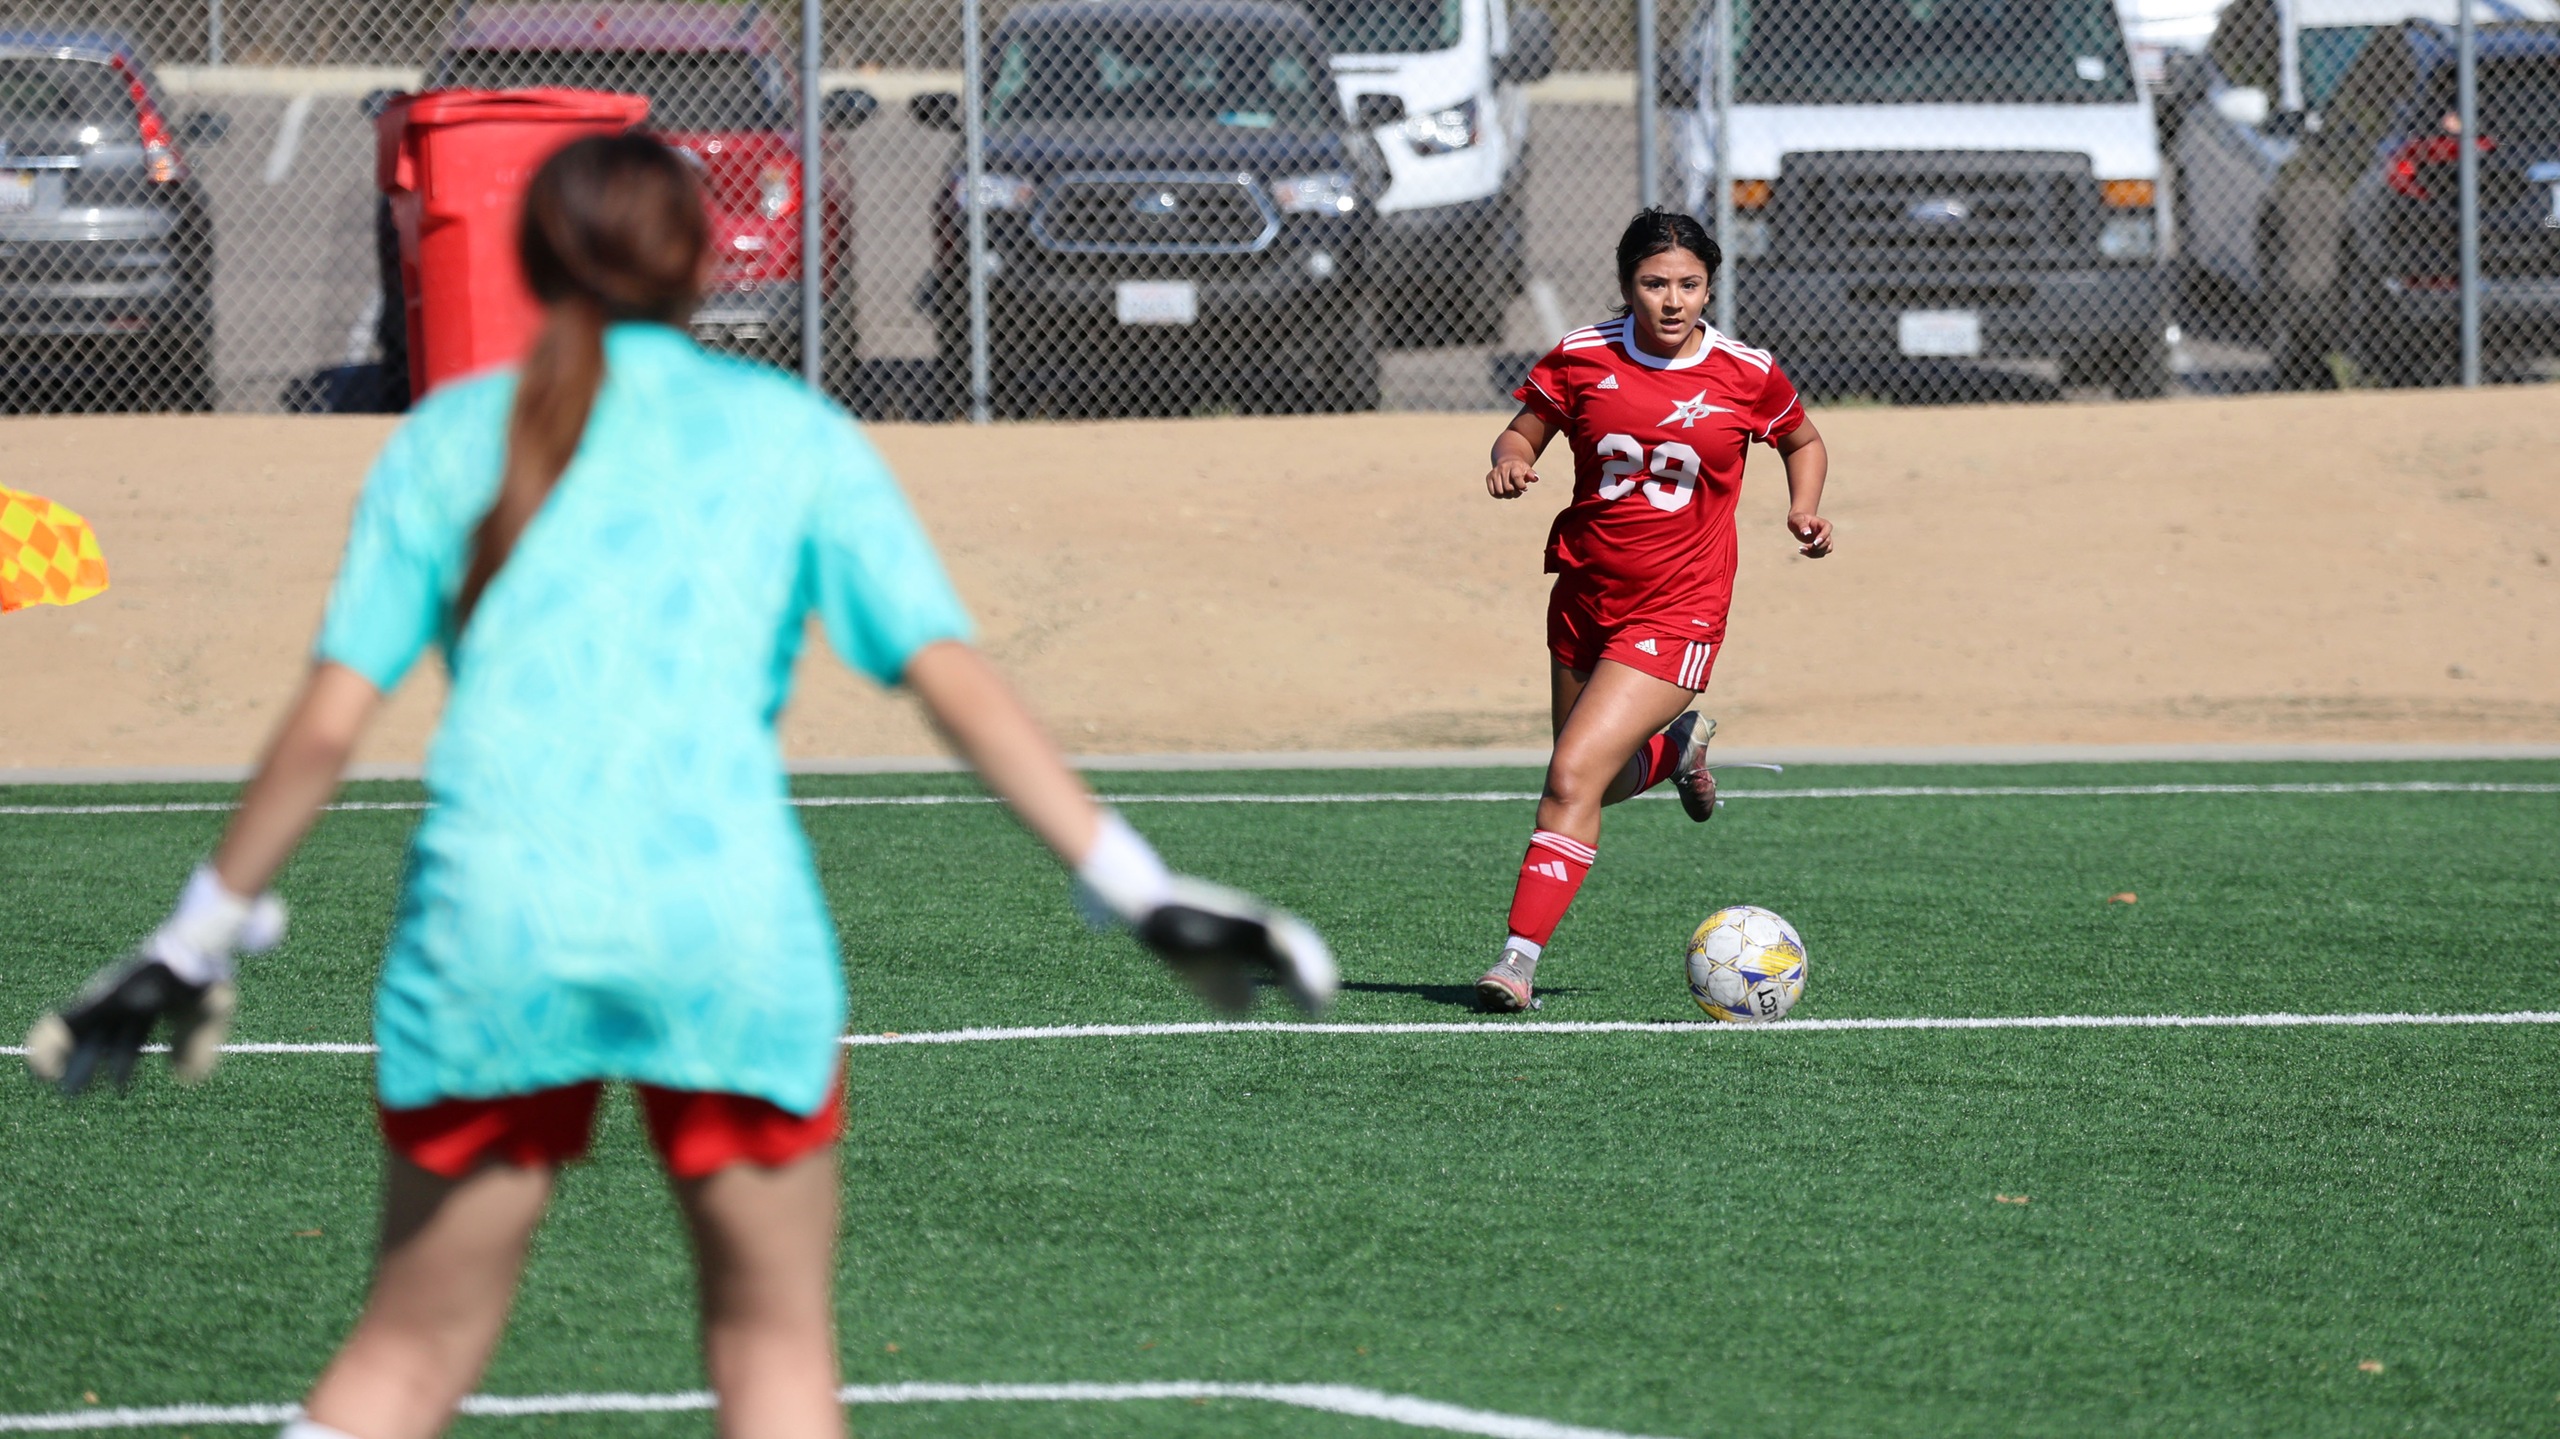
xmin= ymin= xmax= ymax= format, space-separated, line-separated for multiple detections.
xmin=280 ymin=1419 xmax=362 ymax=1439
xmin=1073 ymin=810 xmax=1176 ymax=924
xmin=1527 ymin=830 xmax=1596 ymax=866
xmin=1504 ymin=935 xmax=1544 ymax=962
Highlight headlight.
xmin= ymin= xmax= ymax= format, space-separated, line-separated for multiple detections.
xmin=2099 ymin=215 xmax=2157 ymax=259
xmin=949 ymin=174 xmax=1036 ymax=211
xmin=1271 ymin=172 xmax=1359 ymax=215
xmin=757 ymin=163 xmax=794 ymax=219
xmin=1400 ymin=98 xmax=1482 ymax=156
xmin=1732 ymin=218 xmax=1772 ymax=260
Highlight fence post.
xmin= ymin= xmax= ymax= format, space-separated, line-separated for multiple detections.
xmin=1711 ymin=0 xmax=1735 ymax=338
xmin=963 ymin=0 xmax=991 ymax=424
xmin=2456 ymin=0 xmax=2480 ymax=387
xmin=208 ymin=0 xmax=223 ymax=66
xmin=1636 ymin=0 xmax=1658 ymax=209
xmin=801 ymin=0 xmax=824 ymax=391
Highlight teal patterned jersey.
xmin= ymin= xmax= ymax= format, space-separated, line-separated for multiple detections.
xmin=316 ymin=324 xmax=972 ymax=1116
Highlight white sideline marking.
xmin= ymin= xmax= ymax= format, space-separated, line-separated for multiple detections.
xmin=0 ymin=1381 xmax=1673 ymax=1437
xmin=7 ymin=1011 xmax=2556 ymax=1061
xmin=260 ymin=94 xmax=312 ymax=185
xmin=4 ymin=780 xmax=2555 ymax=816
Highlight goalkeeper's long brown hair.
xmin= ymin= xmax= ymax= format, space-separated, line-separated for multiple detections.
xmin=454 ymin=133 xmax=708 ymax=629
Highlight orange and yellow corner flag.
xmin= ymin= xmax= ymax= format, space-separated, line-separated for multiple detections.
xmin=1 ymin=485 xmax=110 ymax=613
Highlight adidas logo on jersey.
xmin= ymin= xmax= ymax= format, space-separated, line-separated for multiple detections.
xmin=1597 ymin=375 xmax=1618 ymax=390
xmin=1634 ymin=637 xmax=1659 ymax=655
xmin=1531 ymin=859 xmax=1573 ymax=882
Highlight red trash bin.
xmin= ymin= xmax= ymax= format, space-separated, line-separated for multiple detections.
xmin=376 ymin=89 xmax=651 ymax=402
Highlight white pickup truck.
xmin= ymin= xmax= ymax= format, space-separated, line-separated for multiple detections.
xmin=1312 ymin=0 xmax=1554 ymax=343
xmin=1668 ymin=0 xmax=2172 ymax=396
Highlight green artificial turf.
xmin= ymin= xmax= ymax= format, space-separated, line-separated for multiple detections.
xmin=2 ymin=763 xmax=2556 ymax=1436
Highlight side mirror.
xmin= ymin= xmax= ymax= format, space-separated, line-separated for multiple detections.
xmin=1495 ymin=5 xmax=1556 ymax=84
xmin=2213 ymin=85 xmax=2272 ymax=129
xmin=181 ymin=111 xmax=229 ymax=144
xmin=823 ymin=87 xmax=878 ymax=129
xmin=1354 ymin=93 xmax=1406 ymax=129
xmin=908 ymin=91 xmax=963 ymax=132
xmin=360 ymin=88 xmax=399 ymax=120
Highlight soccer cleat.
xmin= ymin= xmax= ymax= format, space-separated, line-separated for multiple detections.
xmin=1136 ymin=876 xmax=1338 ymax=1016
xmin=1475 ymin=944 xmax=1542 ymax=1013
xmin=26 ymin=956 xmax=237 ymax=1096
xmin=1669 ymin=712 xmax=1720 ymax=822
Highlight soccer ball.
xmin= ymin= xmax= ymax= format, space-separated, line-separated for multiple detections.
xmin=1684 ymin=906 xmax=1807 ymax=1022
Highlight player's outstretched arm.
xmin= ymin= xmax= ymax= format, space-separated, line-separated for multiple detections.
xmin=27 ymin=662 xmax=380 ymax=1095
xmin=1485 ymin=407 xmax=1557 ymax=500
xmin=902 ymin=641 xmax=1336 ymax=1014
xmin=1774 ymin=421 xmax=1833 ymax=558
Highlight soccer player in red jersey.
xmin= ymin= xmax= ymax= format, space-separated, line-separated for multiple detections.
xmin=1475 ymin=209 xmax=1833 ymax=1012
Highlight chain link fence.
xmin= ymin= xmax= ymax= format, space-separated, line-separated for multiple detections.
xmin=1 ymin=0 xmax=2552 ymax=416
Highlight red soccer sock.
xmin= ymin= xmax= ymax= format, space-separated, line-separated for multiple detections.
xmin=1610 ymin=730 xmax=1686 ymax=804
xmin=1505 ymin=829 xmax=1596 ymax=947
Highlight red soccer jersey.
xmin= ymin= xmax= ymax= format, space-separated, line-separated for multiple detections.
xmin=1513 ymin=315 xmax=1804 ymax=634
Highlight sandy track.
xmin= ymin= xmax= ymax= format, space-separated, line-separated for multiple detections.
xmin=2 ymin=389 xmax=2555 ymax=772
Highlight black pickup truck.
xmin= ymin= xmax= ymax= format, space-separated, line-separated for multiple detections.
xmin=914 ymin=0 xmax=1397 ymax=414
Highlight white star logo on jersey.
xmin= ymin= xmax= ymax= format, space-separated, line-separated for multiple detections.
xmin=1597 ymin=375 xmax=1618 ymax=390
xmin=1660 ymin=389 xmax=1728 ymax=429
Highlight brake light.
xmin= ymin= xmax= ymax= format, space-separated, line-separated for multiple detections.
xmin=108 ymin=55 xmax=184 ymax=184
xmin=2386 ymin=135 xmax=2493 ymax=201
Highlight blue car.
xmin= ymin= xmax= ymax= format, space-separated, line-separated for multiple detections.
xmin=2173 ymin=16 xmax=2560 ymax=386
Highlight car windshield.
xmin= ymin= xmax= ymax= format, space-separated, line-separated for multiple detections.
xmin=0 ymin=56 xmax=139 ymax=152
xmin=987 ymin=23 xmax=1339 ymax=129
xmin=2422 ymin=53 xmax=2560 ymax=132
xmin=438 ymin=48 xmax=784 ymax=129
xmin=1733 ymin=0 xmax=2139 ymax=103
xmin=1303 ymin=0 xmax=1464 ymax=53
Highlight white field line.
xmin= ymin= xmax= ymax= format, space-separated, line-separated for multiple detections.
xmin=4 ymin=780 xmax=2556 ymax=817
xmin=0 ymin=1381 xmax=1674 ymax=1437
xmin=6 ymin=1011 xmax=2557 ymax=1060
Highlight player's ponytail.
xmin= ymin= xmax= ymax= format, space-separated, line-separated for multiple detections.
xmin=455 ymin=133 xmax=708 ymax=630
xmin=1613 ymin=208 xmax=1722 ymax=313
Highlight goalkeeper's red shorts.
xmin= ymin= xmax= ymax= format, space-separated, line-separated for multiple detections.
xmin=379 ymin=1069 xmax=844 ymax=1180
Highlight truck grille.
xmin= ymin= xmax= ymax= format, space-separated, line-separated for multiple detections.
xmin=1031 ymin=173 xmax=1278 ymax=255
xmin=1771 ymin=152 xmax=2100 ymax=268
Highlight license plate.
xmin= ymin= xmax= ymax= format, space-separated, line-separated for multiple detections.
xmin=0 ymin=171 xmax=33 ymax=213
xmin=1898 ymin=309 xmax=1982 ymax=357
xmin=1114 ymin=280 xmax=1198 ymax=326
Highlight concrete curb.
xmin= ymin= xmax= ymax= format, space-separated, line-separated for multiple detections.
xmin=156 ymin=65 xmax=1639 ymax=105
xmin=6 ymin=743 xmax=2558 ymax=787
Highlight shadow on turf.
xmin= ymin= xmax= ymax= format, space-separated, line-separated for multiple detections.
xmin=1338 ymin=980 xmax=1594 ymax=1010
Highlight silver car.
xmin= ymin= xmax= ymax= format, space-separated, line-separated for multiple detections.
xmin=0 ymin=33 xmax=225 ymax=411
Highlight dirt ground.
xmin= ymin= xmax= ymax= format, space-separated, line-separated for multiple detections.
xmin=4 ymin=388 xmax=2556 ymax=772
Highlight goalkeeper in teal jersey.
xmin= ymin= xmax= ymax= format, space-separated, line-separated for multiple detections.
xmin=28 ymin=134 xmax=1330 ymax=1439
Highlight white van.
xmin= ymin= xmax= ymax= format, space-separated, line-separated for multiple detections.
xmin=1668 ymin=0 xmax=2173 ymax=395
xmin=1309 ymin=0 xmax=1554 ymax=342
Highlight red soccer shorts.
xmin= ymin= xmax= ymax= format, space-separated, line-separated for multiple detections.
xmin=1547 ymin=588 xmax=1722 ymax=691
xmin=380 ymin=1069 xmax=844 ymax=1181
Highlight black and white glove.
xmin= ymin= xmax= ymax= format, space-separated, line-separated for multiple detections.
xmin=26 ymin=865 xmax=285 ymax=1096
xmin=1073 ymin=812 xmax=1337 ymax=1015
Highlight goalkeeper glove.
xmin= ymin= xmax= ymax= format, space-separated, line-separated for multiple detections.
xmin=1074 ymin=812 xmax=1338 ymax=1015
xmin=26 ymin=865 xmax=285 ymax=1096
